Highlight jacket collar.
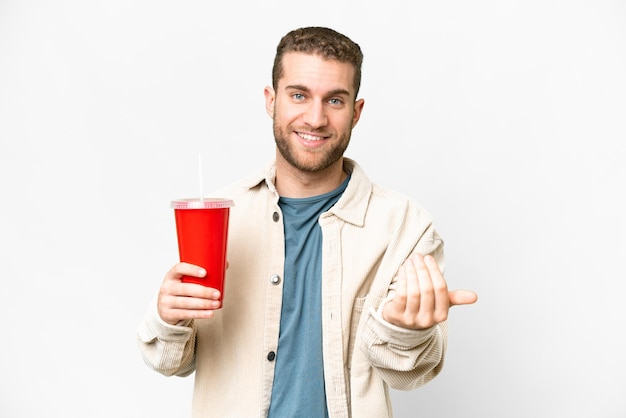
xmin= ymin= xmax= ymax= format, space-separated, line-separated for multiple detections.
xmin=242 ymin=158 xmax=372 ymax=227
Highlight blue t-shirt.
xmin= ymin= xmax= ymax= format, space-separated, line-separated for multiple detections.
xmin=268 ymin=176 xmax=350 ymax=418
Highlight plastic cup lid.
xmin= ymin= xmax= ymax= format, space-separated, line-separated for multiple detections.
xmin=170 ymin=198 xmax=234 ymax=209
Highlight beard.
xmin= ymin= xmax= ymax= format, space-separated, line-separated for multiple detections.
xmin=273 ymin=118 xmax=351 ymax=173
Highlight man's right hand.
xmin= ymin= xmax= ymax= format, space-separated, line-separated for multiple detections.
xmin=157 ymin=262 xmax=222 ymax=325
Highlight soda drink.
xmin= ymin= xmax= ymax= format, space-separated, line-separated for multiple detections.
xmin=171 ymin=198 xmax=234 ymax=304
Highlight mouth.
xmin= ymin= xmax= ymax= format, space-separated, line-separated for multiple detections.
xmin=296 ymin=131 xmax=330 ymax=142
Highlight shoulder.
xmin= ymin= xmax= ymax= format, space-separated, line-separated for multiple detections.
xmin=349 ymin=159 xmax=433 ymax=222
xmin=210 ymin=162 xmax=274 ymax=200
xmin=370 ymin=182 xmax=435 ymax=224
xmin=344 ymin=158 xmax=436 ymax=233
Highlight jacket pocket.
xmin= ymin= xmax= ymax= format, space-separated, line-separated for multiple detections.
xmin=349 ymin=295 xmax=387 ymax=375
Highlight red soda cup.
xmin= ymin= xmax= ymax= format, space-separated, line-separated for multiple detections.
xmin=170 ymin=198 xmax=234 ymax=304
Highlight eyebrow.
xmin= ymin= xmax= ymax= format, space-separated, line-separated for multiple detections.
xmin=285 ymin=84 xmax=351 ymax=97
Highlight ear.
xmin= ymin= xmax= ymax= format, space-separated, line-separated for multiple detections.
xmin=264 ymin=86 xmax=276 ymax=118
xmin=351 ymin=98 xmax=365 ymax=128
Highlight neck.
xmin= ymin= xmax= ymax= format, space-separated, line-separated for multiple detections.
xmin=275 ymin=158 xmax=347 ymax=198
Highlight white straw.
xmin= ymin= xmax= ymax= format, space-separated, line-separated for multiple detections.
xmin=198 ymin=153 xmax=204 ymax=202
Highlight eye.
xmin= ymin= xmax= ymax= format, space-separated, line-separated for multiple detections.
xmin=292 ymin=93 xmax=305 ymax=101
xmin=329 ymin=98 xmax=343 ymax=105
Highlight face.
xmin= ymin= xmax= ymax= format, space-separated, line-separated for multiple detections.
xmin=265 ymin=52 xmax=364 ymax=174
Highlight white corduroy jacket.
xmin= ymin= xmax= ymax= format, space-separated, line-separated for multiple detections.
xmin=137 ymin=158 xmax=448 ymax=418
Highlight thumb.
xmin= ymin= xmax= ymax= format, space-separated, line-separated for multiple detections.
xmin=449 ymin=289 xmax=478 ymax=306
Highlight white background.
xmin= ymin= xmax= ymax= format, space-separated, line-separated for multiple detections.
xmin=1 ymin=1 xmax=625 ymax=417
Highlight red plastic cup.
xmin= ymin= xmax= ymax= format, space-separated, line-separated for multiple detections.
xmin=170 ymin=198 xmax=234 ymax=304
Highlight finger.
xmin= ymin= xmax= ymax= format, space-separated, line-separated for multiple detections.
xmin=160 ymin=305 xmax=217 ymax=324
xmin=180 ymin=283 xmax=222 ymax=300
xmin=169 ymin=262 xmax=207 ymax=280
xmin=171 ymin=295 xmax=222 ymax=311
xmin=382 ymin=266 xmax=407 ymax=325
xmin=402 ymin=256 xmax=421 ymax=315
xmin=158 ymin=287 xmax=222 ymax=323
xmin=162 ymin=264 xmax=219 ymax=300
xmin=424 ymin=255 xmax=449 ymax=321
xmin=412 ymin=254 xmax=433 ymax=317
xmin=449 ymin=289 xmax=478 ymax=306
xmin=391 ymin=263 xmax=408 ymax=312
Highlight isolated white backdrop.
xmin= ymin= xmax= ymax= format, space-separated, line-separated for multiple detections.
xmin=1 ymin=1 xmax=625 ymax=417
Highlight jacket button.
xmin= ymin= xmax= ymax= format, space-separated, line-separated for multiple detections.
xmin=267 ymin=351 xmax=276 ymax=361
xmin=270 ymin=274 xmax=281 ymax=285
xmin=272 ymin=211 xmax=280 ymax=222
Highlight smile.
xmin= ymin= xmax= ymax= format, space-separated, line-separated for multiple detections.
xmin=297 ymin=132 xmax=328 ymax=141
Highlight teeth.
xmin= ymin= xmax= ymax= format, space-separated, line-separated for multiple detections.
xmin=299 ymin=132 xmax=324 ymax=141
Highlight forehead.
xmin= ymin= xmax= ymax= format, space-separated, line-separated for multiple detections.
xmin=278 ymin=52 xmax=356 ymax=96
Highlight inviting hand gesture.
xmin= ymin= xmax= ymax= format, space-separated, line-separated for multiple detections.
xmin=382 ymin=253 xmax=478 ymax=330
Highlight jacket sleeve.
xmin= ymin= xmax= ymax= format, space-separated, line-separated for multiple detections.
xmin=136 ymin=297 xmax=197 ymax=377
xmin=358 ymin=226 xmax=449 ymax=390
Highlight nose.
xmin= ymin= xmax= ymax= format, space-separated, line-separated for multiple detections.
xmin=302 ymin=100 xmax=327 ymax=128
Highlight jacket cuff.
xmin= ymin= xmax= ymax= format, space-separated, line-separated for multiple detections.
xmin=366 ymin=306 xmax=436 ymax=348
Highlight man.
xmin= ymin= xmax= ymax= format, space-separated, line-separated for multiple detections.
xmin=137 ymin=26 xmax=477 ymax=417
